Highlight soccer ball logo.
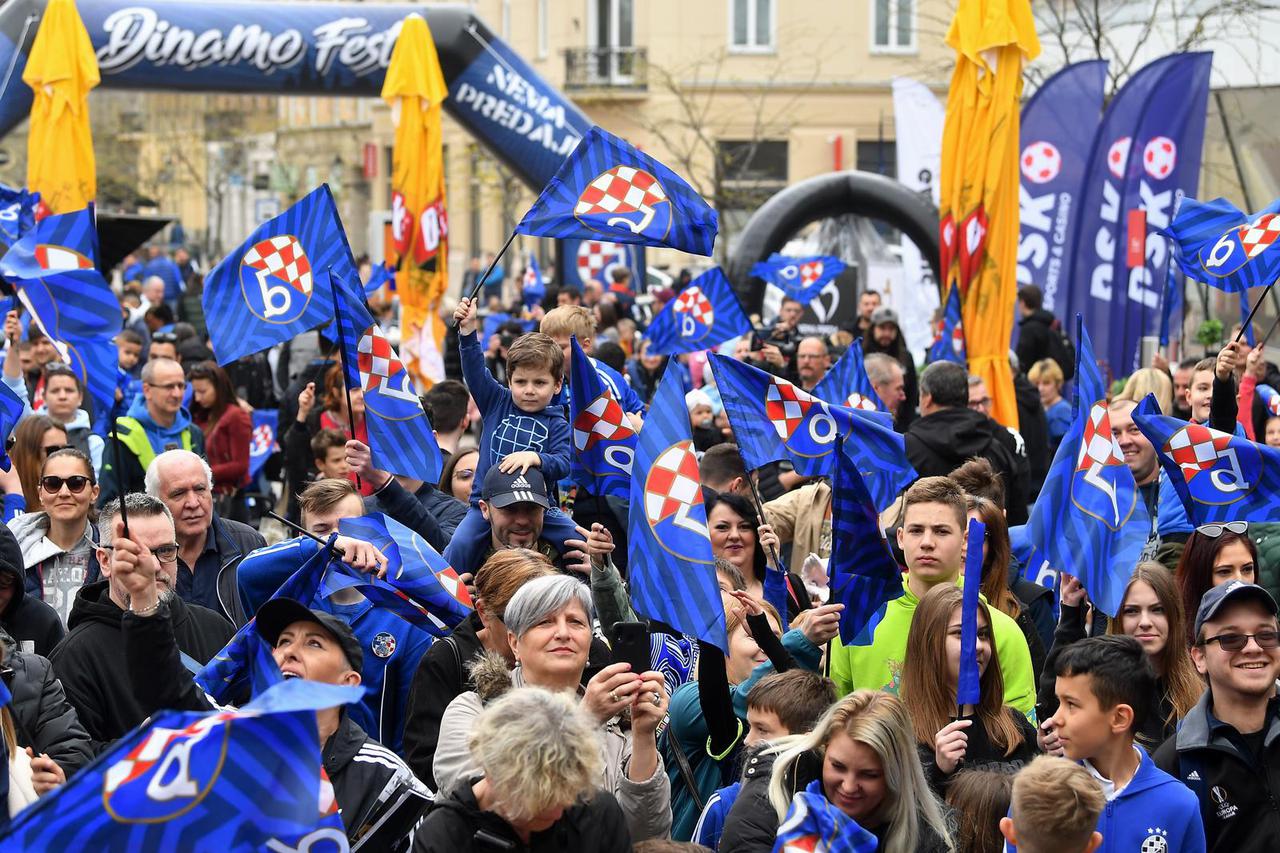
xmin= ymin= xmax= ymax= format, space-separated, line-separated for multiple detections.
xmin=1020 ymin=141 xmax=1061 ymax=184
xmin=1107 ymin=137 xmax=1132 ymax=179
xmin=1143 ymin=136 xmax=1177 ymax=181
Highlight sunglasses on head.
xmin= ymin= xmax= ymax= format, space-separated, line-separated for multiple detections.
xmin=1199 ymin=630 xmax=1280 ymax=652
xmin=40 ymin=475 xmax=91 ymax=494
xmin=1197 ymin=521 xmax=1249 ymax=538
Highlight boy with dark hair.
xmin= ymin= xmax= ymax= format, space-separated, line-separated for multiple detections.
xmin=310 ymin=428 xmax=350 ymax=480
xmin=696 ymin=670 xmax=837 ymax=850
xmin=445 ymin=298 xmax=574 ymax=577
xmin=421 ymin=379 xmax=472 ymax=461
xmin=1046 ymin=635 xmax=1205 ymax=852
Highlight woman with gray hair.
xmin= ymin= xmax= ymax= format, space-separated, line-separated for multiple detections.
xmin=433 ymin=574 xmax=672 ymax=841
xmin=415 ymin=687 xmax=631 ymax=851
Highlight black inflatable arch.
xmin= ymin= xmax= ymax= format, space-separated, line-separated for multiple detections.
xmin=726 ymin=170 xmax=942 ymax=314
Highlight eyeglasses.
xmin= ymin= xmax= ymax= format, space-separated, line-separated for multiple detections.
xmin=1197 ymin=521 xmax=1248 ymax=538
xmin=40 ymin=475 xmax=91 ymax=494
xmin=94 ymin=542 xmax=180 ymax=564
xmin=145 ymin=381 xmax=186 ymax=393
xmin=42 ymin=444 xmax=70 ymax=455
xmin=968 ymin=397 xmax=992 ymax=411
xmin=1199 ymin=630 xmax=1280 ymax=651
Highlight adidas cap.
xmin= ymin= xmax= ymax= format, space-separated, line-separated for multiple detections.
xmin=481 ymin=465 xmax=550 ymax=509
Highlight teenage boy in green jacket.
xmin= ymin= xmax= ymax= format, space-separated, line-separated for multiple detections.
xmin=829 ymin=476 xmax=1037 ymax=717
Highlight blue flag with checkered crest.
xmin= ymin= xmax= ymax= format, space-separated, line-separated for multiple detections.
xmin=1162 ymin=195 xmax=1280 ymax=294
xmin=928 ymin=282 xmax=966 ymax=365
xmin=814 ymin=339 xmax=888 ymax=416
xmin=750 ymin=253 xmax=847 ymax=305
xmin=773 ymin=779 xmax=879 ymax=853
xmin=627 ymin=362 xmax=727 ymax=651
xmin=642 ymin=267 xmax=751 ymax=355
xmin=569 ymin=335 xmax=635 ymax=499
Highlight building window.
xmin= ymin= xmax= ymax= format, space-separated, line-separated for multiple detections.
xmin=856 ymin=139 xmax=896 ymax=178
xmin=537 ymin=0 xmax=549 ymax=59
xmin=716 ymin=139 xmax=788 ymax=249
xmin=730 ymin=0 xmax=774 ymax=52
xmin=872 ymin=0 xmax=915 ymax=52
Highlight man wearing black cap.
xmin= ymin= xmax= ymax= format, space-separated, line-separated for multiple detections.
xmin=1155 ymin=581 xmax=1280 ymax=852
xmin=111 ymin=519 xmax=428 ymax=845
xmin=864 ymin=305 xmax=919 ymax=428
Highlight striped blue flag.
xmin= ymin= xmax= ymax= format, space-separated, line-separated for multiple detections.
xmin=522 ymin=253 xmax=545 ymax=308
xmin=514 ymin=126 xmax=718 ymax=256
xmin=569 ymin=335 xmax=635 ymax=499
xmin=248 ymin=410 xmax=279 ymax=479
xmin=1027 ymin=319 xmax=1149 ymax=617
xmin=1258 ymin=384 xmax=1280 ymax=418
xmin=814 ymin=339 xmax=887 ymax=415
xmin=1163 ymin=195 xmax=1280 ymax=294
xmin=627 ymin=363 xmax=726 ymax=651
xmin=958 ymin=518 xmax=985 ymax=707
xmin=0 ymin=184 xmax=38 ymax=250
xmin=709 ymin=353 xmax=914 ymax=510
xmin=1159 ymin=241 xmax=1183 ymax=346
xmin=773 ymin=779 xmax=879 ymax=853
xmin=828 ymin=436 xmax=903 ymax=645
xmin=364 ymin=260 xmax=396 ymax=298
xmin=751 ymin=254 xmax=847 ymax=305
xmin=332 ymin=270 xmax=444 ymax=483
xmin=203 ymin=184 xmax=357 ymax=365
xmin=642 ymin=267 xmax=751 ymax=355
xmin=1132 ymin=396 xmax=1280 ymax=526
xmin=928 ymin=281 xmax=966 ymax=364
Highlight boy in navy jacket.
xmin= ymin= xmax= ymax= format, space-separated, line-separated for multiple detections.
xmin=443 ymin=297 xmax=575 ymax=577
xmin=1040 ymin=635 xmax=1205 ymax=853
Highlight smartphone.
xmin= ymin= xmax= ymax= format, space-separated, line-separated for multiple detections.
xmin=611 ymin=621 xmax=650 ymax=674
xmin=749 ymin=330 xmax=765 ymax=352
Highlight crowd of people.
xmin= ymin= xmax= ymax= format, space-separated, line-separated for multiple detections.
xmin=0 ymin=245 xmax=1276 ymax=853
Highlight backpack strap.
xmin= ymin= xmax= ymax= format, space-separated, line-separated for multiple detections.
xmin=665 ymin=713 xmax=708 ymax=815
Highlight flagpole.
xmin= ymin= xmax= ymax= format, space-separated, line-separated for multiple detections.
xmin=326 ymin=268 xmax=362 ymax=489
xmin=1235 ymin=281 xmax=1277 ymax=344
xmin=463 ymin=230 xmax=518 ymax=305
xmin=107 ymin=394 xmax=129 ymax=539
xmin=266 ymin=510 xmax=346 ymax=558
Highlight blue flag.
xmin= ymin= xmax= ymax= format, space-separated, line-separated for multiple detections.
xmin=814 ymin=339 xmax=887 ymax=414
xmin=197 ymin=540 xmax=335 ymax=703
xmin=248 ymin=410 xmax=279 ymax=479
xmin=928 ymin=282 xmax=966 ymax=365
xmin=750 ymin=254 xmax=847 ymax=305
xmin=772 ymin=779 xmax=879 ymax=853
xmin=1017 ymin=61 xmax=1107 ymax=310
xmin=0 ymin=184 xmax=38 ymax=250
xmin=522 ymin=252 xmax=545 ymax=308
xmin=204 ymin=184 xmax=357 ymax=365
xmin=1066 ymin=52 xmax=1212 ymax=375
xmin=514 ymin=126 xmax=718 ymax=256
xmin=569 ymin=336 xmax=635 ymax=499
xmin=1132 ymin=397 xmax=1280 ymax=526
xmin=1159 ymin=240 xmax=1183 ymax=346
xmin=331 ymin=270 xmax=444 ymax=483
xmin=642 ymin=267 xmax=751 ymax=355
xmin=627 ymin=363 xmax=726 ymax=651
xmin=0 ymin=680 xmax=357 ymax=851
xmin=1241 ymin=289 xmax=1258 ymax=345
xmin=1258 ymin=384 xmax=1280 ymax=418
xmin=1163 ymin=195 xmax=1280 ymax=295
xmin=828 ymin=437 xmax=903 ymax=645
xmin=709 ymin=353 xmax=915 ymax=510
xmin=1027 ymin=319 xmax=1149 ymax=617
xmin=364 ymin=260 xmax=396 ymax=298
xmin=958 ymin=518 xmax=985 ymax=707
xmin=337 ymin=514 xmax=473 ymax=636
xmin=0 ymin=380 xmax=22 ymax=472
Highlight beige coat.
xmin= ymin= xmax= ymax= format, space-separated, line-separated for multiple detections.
xmin=433 ymin=653 xmax=672 ymax=842
xmin=764 ymin=480 xmax=832 ymax=562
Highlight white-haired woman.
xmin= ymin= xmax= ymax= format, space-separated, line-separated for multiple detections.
xmin=720 ymin=690 xmax=955 ymax=853
xmin=433 ymin=575 xmax=672 ymax=841
xmin=415 ymin=687 xmax=630 ymax=852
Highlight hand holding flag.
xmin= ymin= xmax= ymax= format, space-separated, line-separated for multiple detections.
xmin=958 ymin=518 xmax=985 ymax=709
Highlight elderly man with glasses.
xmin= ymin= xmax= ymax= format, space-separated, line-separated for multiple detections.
xmin=98 ymin=357 xmax=205 ymax=507
xmin=47 ymin=493 xmax=234 ymax=754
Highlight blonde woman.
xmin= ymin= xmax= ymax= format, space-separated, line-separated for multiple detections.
xmin=1116 ymin=366 xmax=1174 ymax=416
xmin=746 ymin=691 xmax=955 ymax=853
xmin=416 ymin=687 xmax=631 ymax=852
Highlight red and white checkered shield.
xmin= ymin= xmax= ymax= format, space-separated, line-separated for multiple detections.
xmin=243 ymin=235 xmax=313 ymax=295
xmin=357 ymin=325 xmax=418 ymax=405
xmin=34 ymin=244 xmax=93 ymax=271
xmin=845 ymin=392 xmax=879 ymax=411
xmin=576 ymin=240 xmax=627 ymax=283
xmin=672 ymin=286 xmax=715 ymax=328
xmin=574 ymin=391 xmax=634 ymax=451
xmin=644 ymin=441 xmax=706 ymax=534
xmin=1166 ymin=423 xmax=1235 ymax=483
xmin=1237 ymin=214 xmax=1280 ymax=260
xmin=799 ymin=261 xmax=824 ymax=287
xmin=575 ymin=166 xmax=668 ymax=235
xmin=766 ymin=379 xmax=816 ymax=440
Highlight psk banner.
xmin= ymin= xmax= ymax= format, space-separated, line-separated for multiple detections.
xmin=1066 ymin=52 xmax=1212 ymax=376
xmin=1016 ymin=60 xmax=1107 ymax=314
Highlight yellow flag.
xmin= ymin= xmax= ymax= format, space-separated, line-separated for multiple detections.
xmin=24 ymin=0 xmax=99 ymax=215
xmin=939 ymin=0 xmax=1039 ymax=427
xmin=382 ymin=13 xmax=449 ymax=388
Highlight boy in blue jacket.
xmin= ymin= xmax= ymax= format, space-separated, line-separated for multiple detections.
xmin=237 ymin=477 xmax=434 ymax=757
xmin=444 ymin=297 xmax=575 ymax=576
xmin=1041 ymin=635 xmax=1205 ymax=853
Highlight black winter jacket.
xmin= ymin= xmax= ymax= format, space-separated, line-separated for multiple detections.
xmin=915 ymin=711 xmax=1039 ymax=795
xmin=1013 ymin=371 xmax=1050 ymax=498
xmin=364 ymin=478 xmax=468 ymax=555
xmin=0 ymin=629 xmax=92 ymax=777
xmin=905 ymin=406 xmax=1031 ymax=524
xmin=192 ymin=514 xmax=266 ymax=627
xmin=1154 ymin=690 xmax=1280 ymax=853
xmin=48 ymin=581 xmax=234 ymax=752
xmin=1015 ymin=309 xmax=1057 ymax=375
xmin=414 ymin=779 xmax=631 ymax=853
xmin=0 ymin=521 xmax=63 ymax=657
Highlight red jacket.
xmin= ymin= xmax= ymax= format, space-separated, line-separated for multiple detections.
xmin=202 ymin=405 xmax=251 ymax=493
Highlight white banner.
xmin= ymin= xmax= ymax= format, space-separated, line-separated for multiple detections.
xmin=891 ymin=78 xmax=945 ymax=362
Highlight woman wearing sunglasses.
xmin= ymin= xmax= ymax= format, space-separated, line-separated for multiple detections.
xmin=1175 ymin=521 xmax=1259 ymax=646
xmin=7 ymin=449 xmax=100 ymax=629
